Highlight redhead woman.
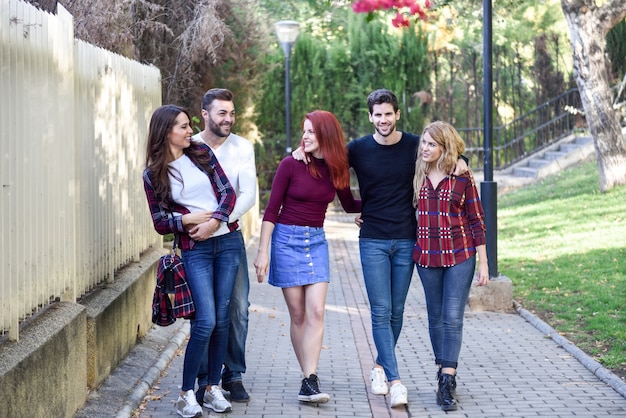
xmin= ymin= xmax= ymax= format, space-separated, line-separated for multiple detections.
xmin=254 ymin=110 xmax=361 ymax=403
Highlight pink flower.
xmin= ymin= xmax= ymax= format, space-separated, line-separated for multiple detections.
xmin=352 ymin=0 xmax=374 ymax=13
xmin=391 ymin=12 xmax=410 ymax=27
xmin=380 ymin=0 xmax=396 ymax=10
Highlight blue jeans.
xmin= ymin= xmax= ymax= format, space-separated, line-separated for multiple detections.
xmin=417 ymin=256 xmax=476 ymax=369
xmin=359 ymin=238 xmax=415 ymax=382
xmin=181 ymin=231 xmax=243 ymax=391
xmin=221 ymin=244 xmax=250 ymax=384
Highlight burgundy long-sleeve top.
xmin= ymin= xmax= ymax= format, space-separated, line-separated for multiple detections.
xmin=263 ymin=156 xmax=361 ymax=227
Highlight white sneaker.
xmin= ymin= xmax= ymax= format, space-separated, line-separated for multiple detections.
xmin=203 ymin=385 xmax=232 ymax=413
xmin=370 ymin=367 xmax=388 ymax=395
xmin=176 ymin=389 xmax=203 ymax=418
xmin=389 ymin=383 xmax=408 ymax=408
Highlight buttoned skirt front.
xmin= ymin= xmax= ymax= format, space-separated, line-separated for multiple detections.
xmin=268 ymin=223 xmax=329 ymax=288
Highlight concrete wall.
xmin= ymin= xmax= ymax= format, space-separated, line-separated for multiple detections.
xmin=0 ymin=302 xmax=87 ymax=417
xmin=0 ymin=247 xmax=166 ymax=417
xmin=81 ymin=247 xmax=166 ymax=388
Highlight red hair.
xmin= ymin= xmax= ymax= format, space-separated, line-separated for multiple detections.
xmin=300 ymin=110 xmax=350 ymax=190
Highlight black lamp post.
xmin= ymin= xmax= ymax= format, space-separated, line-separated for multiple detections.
xmin=275 ymin=20 xmax=301 ymax=156
xmin=482 ymin=0 xmax=498 ymax=278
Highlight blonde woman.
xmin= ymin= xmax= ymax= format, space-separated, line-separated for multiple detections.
xmin=412 ymin=121 xmax=489 ymax=411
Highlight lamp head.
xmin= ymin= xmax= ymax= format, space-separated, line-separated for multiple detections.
xmin=275 ymin=20 xmax=301 ymax=48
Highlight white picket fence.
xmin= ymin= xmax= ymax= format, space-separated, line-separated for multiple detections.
xmin=0 ymin=0 xmax=163 ymax=340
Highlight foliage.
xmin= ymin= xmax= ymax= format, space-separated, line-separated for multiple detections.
xmin=61 ymin=0 xmax=269 ymax=132
xmin=499 ymin=160 xmax=626 ymax=377
xmin=606 ymin=19 xmax=626 ymax=84
xmin=350 ymin=0 xmax=573 ymax=130
xmin=253 ymin=10 xmax=430 ymax=206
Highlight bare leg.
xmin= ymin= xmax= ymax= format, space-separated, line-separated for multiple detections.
xmin=282 ymin=282 xmax=328 ymax=376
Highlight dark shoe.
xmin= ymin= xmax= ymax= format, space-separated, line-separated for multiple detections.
xmin=298 ymin=374 xmax=330 ymax=403
xmin=437 ymin=373 xmax=458 ymax=411
xmin=222 ymin=380 xmax=250 ymax=403
xmin=436 ymin=368 xmax=456 ymax=396
xmin=194 ymin=385 xmax=207 ymax=406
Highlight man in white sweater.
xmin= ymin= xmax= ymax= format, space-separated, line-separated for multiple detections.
xmin=193 ymin=88 xmax=257 ymax=407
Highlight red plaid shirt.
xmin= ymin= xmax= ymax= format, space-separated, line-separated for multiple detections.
xmin=152 ymin=252 xmax=195 ymax=326
xmin=413 ymin=172 xmax=486 ymax=268
xmin=143 ymin=143 xmax=237 ymax=251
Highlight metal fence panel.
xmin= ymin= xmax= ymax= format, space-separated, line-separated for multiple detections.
xmin=0 ymin=0 xmax=162 ymax=340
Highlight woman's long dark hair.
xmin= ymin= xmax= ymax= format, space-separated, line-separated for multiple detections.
xmin=145 ymin=105 xmax=214 ymax=207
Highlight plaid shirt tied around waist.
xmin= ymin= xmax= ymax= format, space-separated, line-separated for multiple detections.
xmin=152 ymin=251 xmax=194 ymax=326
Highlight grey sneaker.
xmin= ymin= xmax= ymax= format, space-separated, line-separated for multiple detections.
xmin=203 ymin=385 xmax=232 ymax=413
xmin=176 ymin=389 xmax=203 ymax=418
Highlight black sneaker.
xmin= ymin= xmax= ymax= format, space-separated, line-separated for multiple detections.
xmin=222 ymin=380 xmax=250 ymax=403
xmin=298 ymin=374 xmax=330 ymax=403
xmin=194 ymin=385 xmax=207 ymax=406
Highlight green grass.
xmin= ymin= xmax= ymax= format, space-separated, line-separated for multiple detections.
xmin=498 ymin=160 xmax=626 ymax=378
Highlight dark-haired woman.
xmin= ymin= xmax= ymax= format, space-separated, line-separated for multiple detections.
xmin=254 ymin=110 xmax=361 ymax=404
xmin=143 ymin=105 xmax=241 ymax=417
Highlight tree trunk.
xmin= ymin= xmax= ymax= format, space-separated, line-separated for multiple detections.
xmin=561 ymin=0 xmax=626 ymax=192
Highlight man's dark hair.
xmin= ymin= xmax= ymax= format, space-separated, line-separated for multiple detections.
xmin=201 ymin=88 xmax=234 ymax=111
xmin=367 ymin=89 xmax=399 ymax=114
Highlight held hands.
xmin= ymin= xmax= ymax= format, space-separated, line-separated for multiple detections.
xmin=253 ymin=252 xmax=269 ymax=283
xmin=182 ymin=211 xmax=214 ymax=230
xmin=354 ymin=214 xmax=363 ymax=227
xmin=188 ymin=218 xmax=220 ymax=241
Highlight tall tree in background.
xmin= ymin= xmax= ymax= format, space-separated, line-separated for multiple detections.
xmin=352 ymin=0 xmax=626 ymax=191
xmin=60 ymin=0 xmax=268 ymax=130
xmin=561 ymin=0 xmax=626 ymax=192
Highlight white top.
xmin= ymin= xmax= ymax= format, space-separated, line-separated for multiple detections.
xmin=168 ymin=154 xmax=219 ymax=214
xmin=193 ymin=132 xmax=257 ymax=235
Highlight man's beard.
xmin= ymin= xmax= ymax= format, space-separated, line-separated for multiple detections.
xmin=209 ymin=119 xmax=231 ymax=138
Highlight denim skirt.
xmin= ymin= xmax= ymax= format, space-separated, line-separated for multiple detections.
xmin=268 ymin=223 xmax=330 ymax=288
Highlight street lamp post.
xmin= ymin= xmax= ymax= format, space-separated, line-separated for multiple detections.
xmin=482 ymin=0 xmax=498 ymax=278
xmin=275 ymin=20 xmax=301 ymax=156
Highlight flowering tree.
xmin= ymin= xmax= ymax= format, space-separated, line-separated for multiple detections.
xmin=351 ymin=0 xmax=433 ymax=27
xmin=352 ymin=0 xmax=626 ymax=191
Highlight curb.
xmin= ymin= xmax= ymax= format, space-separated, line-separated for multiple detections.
xmin=116 ymin=321 xmax=191 ymax=418
xmin=514 ymin=300 xmax=626 ymax=399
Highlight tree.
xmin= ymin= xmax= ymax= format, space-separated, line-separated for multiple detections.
xmin=59 ymin=0 xmax=269 ymax=131
xmin=560 ymin=0 xmax=626 ymax=192
xmin=352 ymin=0 xmax=626 ymax=191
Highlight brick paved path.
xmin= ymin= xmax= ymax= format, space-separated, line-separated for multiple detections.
xmin=85 ymin=213 xmax=626 ymax=418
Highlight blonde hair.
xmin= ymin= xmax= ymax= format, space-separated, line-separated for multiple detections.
xmin=412 ymin=121 xmax=466 ymax=206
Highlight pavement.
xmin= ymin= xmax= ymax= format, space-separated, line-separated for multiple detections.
xmin=74 ymin=165 xmax=626 ymax=418
xmin=75 ymin=204 xmax=626 ymax=418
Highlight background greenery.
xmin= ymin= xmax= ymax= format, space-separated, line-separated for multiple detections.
xmin=498 ymin=160 xmax=626 ymax=378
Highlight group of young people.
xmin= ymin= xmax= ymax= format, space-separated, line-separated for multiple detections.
xmin=143 ymin=88 xmax=489 ymax=418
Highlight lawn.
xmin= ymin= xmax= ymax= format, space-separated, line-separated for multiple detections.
xmin=497 ymin=160 xmax=626 ymax=379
